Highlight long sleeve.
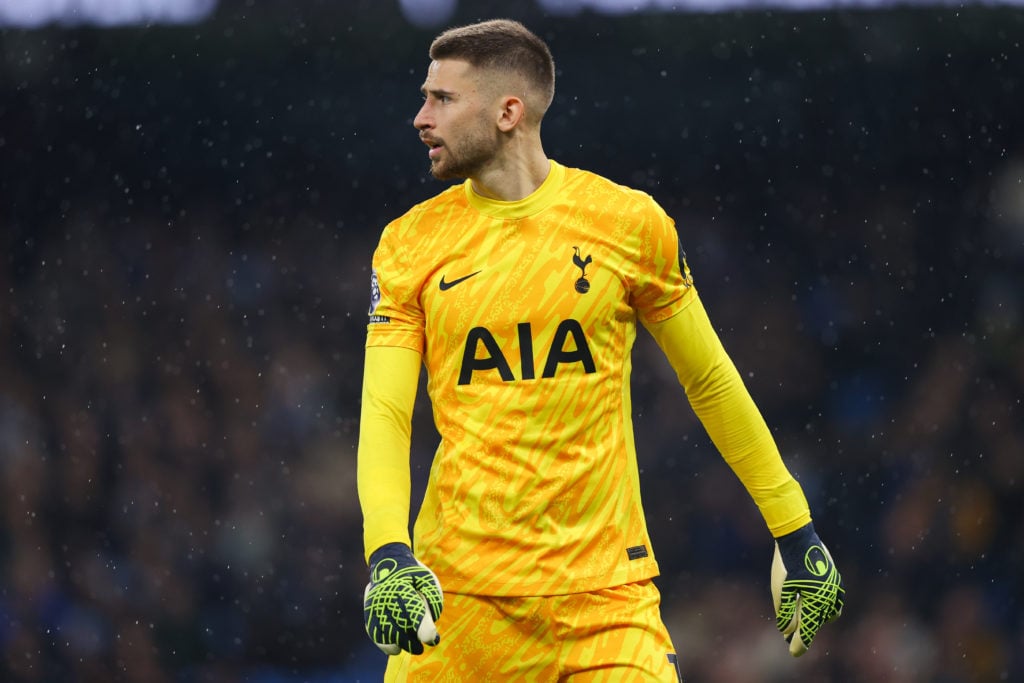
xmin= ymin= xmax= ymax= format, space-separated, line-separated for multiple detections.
xmin=644 ymin=293 xmax=811 ymax=537
xmin=356 ymin=344 xmax=422 ymax=563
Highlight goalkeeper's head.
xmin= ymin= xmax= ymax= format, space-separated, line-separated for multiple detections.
xmin=428 ymin=19 xmax=556 ymax=129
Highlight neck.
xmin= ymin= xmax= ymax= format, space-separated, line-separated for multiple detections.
xmin=470 ymin=140 xmax=550 ymax=202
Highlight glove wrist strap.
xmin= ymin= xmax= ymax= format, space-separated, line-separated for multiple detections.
xmin=776 ymin=521 xmax=816 ymax=555
xmin=368 ymin=542 xmax=414 ymax=568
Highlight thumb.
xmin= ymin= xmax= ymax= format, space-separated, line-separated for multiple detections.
xmin=417 ymin=603 xmax=440 ymax=647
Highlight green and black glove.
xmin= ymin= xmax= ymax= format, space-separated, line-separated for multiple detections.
xmin=771 ymin=522 xmax=844 ymax=656
xmin=363 ymin=542 xmax=444 ymax=656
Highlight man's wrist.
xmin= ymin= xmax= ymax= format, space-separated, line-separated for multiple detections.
xmin=368 ymin=542 xmax=413 ymax=568
xmin=776 ymin=521 xmax=817 ymax=555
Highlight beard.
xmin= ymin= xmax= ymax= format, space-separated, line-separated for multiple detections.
xmin=428 ymin=124 xmax=502 ymax=181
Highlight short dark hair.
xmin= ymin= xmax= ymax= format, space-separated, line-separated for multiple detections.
xmin=430 ymin=19 xmax=556 ymax=120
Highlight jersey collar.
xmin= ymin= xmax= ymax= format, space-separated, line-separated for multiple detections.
xmin=463 ymin=160 xmax=564 ymax=219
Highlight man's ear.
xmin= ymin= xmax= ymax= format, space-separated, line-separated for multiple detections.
xmin=496 ymin=96 xmax=526 ymax=132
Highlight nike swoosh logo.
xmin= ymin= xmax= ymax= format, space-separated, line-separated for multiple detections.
xmin=439 ymin=270 xmax=481 ymax=291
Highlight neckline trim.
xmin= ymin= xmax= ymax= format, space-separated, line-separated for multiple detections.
xmin=463 ymin=160 xmax=563 ymax=219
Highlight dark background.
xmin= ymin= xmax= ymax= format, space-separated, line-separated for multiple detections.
xmin=2 ymin=1 xmax=1022 ymax=681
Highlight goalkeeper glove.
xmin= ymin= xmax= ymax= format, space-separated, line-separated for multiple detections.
xmin=363 ymin=542 xmax=444 ymax=656
xmin=770 ymin=522 xmax=844 ymax=656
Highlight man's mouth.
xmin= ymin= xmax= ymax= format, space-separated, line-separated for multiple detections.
xmin=422 ymin=136 xmax=443 ymax=159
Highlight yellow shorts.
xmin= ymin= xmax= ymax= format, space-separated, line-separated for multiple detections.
xmin=384 ymin=579 xmax=682 ymax=682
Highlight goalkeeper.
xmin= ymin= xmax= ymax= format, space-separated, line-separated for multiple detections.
xmin=358 ymin=18 xmax=843 ymax=682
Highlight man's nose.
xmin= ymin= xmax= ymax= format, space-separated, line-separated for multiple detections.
xmin=414 ymin=102 xmax=432 ymax=130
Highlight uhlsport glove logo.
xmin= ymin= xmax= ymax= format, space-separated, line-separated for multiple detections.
xmin=363 ymin=543 xmax=444 ymax=656
xmin=771 ymin=525 xmax=844 ymax=657
xmin=804 ymin=545 xmax=830 ymax=576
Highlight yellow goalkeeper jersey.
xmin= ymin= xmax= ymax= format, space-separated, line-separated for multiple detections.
xmin=366 ymin=160 xmax=695 ymax=596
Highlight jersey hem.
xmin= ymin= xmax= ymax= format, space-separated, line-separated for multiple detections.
xmin=433 ymin=562 xmax=661 ymax=598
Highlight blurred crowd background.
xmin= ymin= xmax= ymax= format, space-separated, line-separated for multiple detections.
xmin=2 ymin=1 xmax=1022 ymax=681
